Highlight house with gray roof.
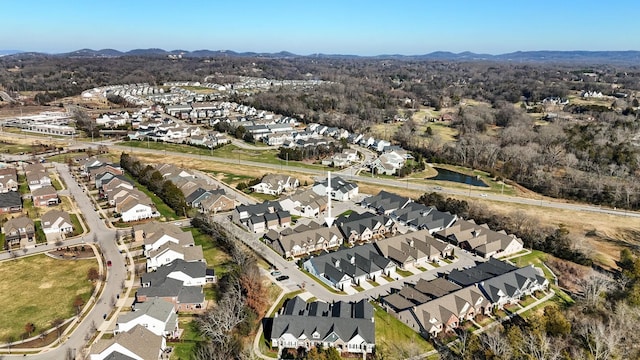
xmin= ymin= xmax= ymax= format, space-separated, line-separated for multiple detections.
xmin=478 ymin=265 xmax=549 ymax=309
xmin=0 ymin=167 xmax=18 ymax=193
xmin=136 ymin=277 xmax=205 ymax=313
xmin=232 ymin=201 xmax=290 ymax=233
xmin=141 ymin=259 xmax=214 ymax=287
xmin=336 ymin=211 xmax=397 ymax=244
xmin=90 ymin=324 xmax=165 ymax=360
xmin=312 ymin=176 xmax=358 ymax=201
xmin=447 ymin=258 xmax=518 ymax=287
xmin=278 ymin=188 xmax=327 ymax=218
xmin=381 ymin=277 xmax=462 ymax=313
xmin=114 ymin=298 xmax=178 ymax=338
xmin=360 ymin=190 xmax=412 ymax=215
xmin=0 ymin=191 xmax=22 ymax=214
xmin=303 ymin=244 xmax=396 ymax=290
xmin=270 ymin=296 xmax=375 ymax=355
xmin=391 ymin=202 xmax=457 ymax=233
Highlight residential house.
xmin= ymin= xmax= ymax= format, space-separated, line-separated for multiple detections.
xmin=478 ymin=265 xmax=549 ymax=309
xmin=391 ymin=202 xmax=457 ymax=233
xmin=374 ymin=230 xmax=454 ymax=269
xmin=303 ymin=244 xmax=396 ymax=290
xmin=360 ymin=190 xmax=412 ymax=215
xmin=24 ymin=163 xmax=51 ymax=191
xmin=266 ymin=225 xmax=344 ymax=258
xmin=141 ymin=225 xmax=194 ymax=256
xmin=0 ymin=167 xmax=18 ymax=192
xmin=199 ymin=190 xmax=235 ymax=214
xmin=381 ymin=278 xmax=462 ymax=313
xmin=146 ymin=242 xmax=204 ymax=272
xmin=270 ymin=296 xmax=375 ymax=355
xmin=90 ymin=324 xmax=165 ymax=360
xmin=336 ymin=212 xmax=397 ymax=244
xmin=0 ymin=191 xmax=22 ymax=214
xmin=3 ymin=216 xmax=35 ymax=249
xmin=251 ymin=174 xmax=299 ymax=196
xmin=447 ymin=258 xmax=519 ymax=287
xmin=136 ymin=277 xmax=205 ymax=312
xmin=232 ymin=201 xmax=289 ymax=233
xmin=114 ymin=189 xmax=158 ymax=222
xmin=141 ymin=259 xmax=214 ymax=287
xmin=312 ymin=176 xmax=359 ymax=201
xmin=278 ymin=188 xmax=327 ymax=218
xmin=435 ymin=220 xmax=524 ymax=258
xmin=41 ymin=209 xmax=74 ymax=235
xmin=114 ymin=298 xmax=179 ymax=338
xmin=395 ymin=286 xmax=491 ymax=338
xmin=133 ymin=221 xmax=182 ymax=244
xmin=32 ymin=185 xmax=58 ymax=206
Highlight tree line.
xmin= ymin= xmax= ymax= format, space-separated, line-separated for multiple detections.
xmin=119 ymin=153 xmax=188 ymax=217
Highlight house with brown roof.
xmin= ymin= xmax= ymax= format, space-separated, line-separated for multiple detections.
xmin=251 ymin=174 xmax=299 ymax=196
xmin=266 ymin=225 xmax=344 ymax=258
xmin=199 ymin=190 xmax=235 ymax=214
xmin=435 ymin=219 xmax=523 ymax=259
xmin=32 ymin=185 xmax=58 ymax=207
xmin=279 ymin=188 xmax=327 ymax=218
xmin=395 ymin=286 xmax=491 ymax=338
xmin=374 ymin=229 xmax=454 ymax=269
xmin=89 ymin=324 xmax=165 ymax=360
xmin=3 ymin=216 xmax=35 ymax=249
xmin=41 ymin=209 xmax=74 ymax=236
xmin=0 ymin=167 xmax=18 ymax=193
xmin=24 ymin=163 xmax=51 ymax=191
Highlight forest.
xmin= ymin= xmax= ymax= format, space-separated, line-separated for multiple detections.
xmin=2 ymin=54 xmax=639 ymax=209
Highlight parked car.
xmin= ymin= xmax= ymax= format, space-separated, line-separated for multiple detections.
xmin=276 ymin=275 xmax=290 ymax=281
xmin=107 ymin=260 xmax=112 ymax=267
xmin=271 ymin=270 xmax=282 ymax=277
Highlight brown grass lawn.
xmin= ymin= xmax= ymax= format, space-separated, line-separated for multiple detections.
xmin=111 ymin=149 xmax=639 ymax=269
xmin=0 ymin=254 xmax=96 ymax=341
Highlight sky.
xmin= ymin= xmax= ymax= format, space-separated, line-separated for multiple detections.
xmin=2 ymin=0 xmax=639 ymax=55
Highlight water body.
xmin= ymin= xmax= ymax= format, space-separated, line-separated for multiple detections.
xmin=428 ymin=167 xmax=489 ymax=187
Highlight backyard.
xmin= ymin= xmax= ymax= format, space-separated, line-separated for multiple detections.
xmin=0 ymin=254 xmax=96 ymax=341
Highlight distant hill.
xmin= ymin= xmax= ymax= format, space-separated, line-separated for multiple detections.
xmin=0 ymin=50 xmax=24 ymax=57
xmin=3 ymin=48 xmax=640 ymax=64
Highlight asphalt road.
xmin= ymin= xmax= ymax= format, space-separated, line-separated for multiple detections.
xmin=1 ymin=164 xmax=124 ymax=359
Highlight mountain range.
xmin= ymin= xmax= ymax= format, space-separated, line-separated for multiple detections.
xmin=2 ymin=48 xmax=640 ymax=64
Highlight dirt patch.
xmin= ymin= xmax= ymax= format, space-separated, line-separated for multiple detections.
xmin=48 ymin=245 xmax=96 ymax=259
xmin=38 ymin=282 xmax=53 ymax=289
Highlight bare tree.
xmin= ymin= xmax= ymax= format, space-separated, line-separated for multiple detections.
xmin=197 ymin=279 xmax=246 ymax=345
xmin=578 ymin=273 xmax=612 ymax=307
xmin=518 ymin=331 xmax=563 ymax=360
xmin=481 ymin=327 xmax=513 ymax=359
xmin=577 ymin=318 xmax=620 ymax=360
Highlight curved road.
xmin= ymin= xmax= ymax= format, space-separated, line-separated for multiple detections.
xmin=2 ymin=164 xmax=125 ymax=359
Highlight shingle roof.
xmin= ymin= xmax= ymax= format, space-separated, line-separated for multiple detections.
xmin=0 ymin=191 xmax=21 ymax=208
xmin=90 ymin=325 xmax=162 ymax=360
xmin=141 ymin=259 xmax=206 ymax=286
xmin=271 ymin=296 xmax=375 ymax=345
xmin=117 ymin=297 xmax=174 ymax=324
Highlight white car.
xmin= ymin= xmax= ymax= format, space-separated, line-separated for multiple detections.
xmin=480 ymin=193 xmax=488 ymax=197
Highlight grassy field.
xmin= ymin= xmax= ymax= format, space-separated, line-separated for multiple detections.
xmin=170 ymin=315 xmax=202 ymax=360
xmin=119 ymin=141 xmax=326 ymax=170
xmin=70 ymin=214 xmax=83 ymax=236
xmin=185 ymin=227 xmax=234 ymax=278
xmin=373 ymin=303 xmax=434 ymax=356
xmin=0 ymin=254 xmax=96 ymax=340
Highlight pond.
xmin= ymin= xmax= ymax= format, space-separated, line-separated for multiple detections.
xmin=427 ymin=167 xmax=489 ymax=187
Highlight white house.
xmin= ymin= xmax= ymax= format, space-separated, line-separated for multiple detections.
xmin=90 ymin=325 xmax=165 ymax=360
xmin=114 ymin=298 xmax=179 ymax=338
xmin=119 ymin=200 xmax=158 ymax=223
xmin=146 ymin=242 xmax=204 ymax=272
xmin=41 ymin=210 xmax=74 ymax=235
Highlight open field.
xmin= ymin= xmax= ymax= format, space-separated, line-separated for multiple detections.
xmin=119 ymin=141 xmax=326 ymax=171
xmin=0 ymin=254 xmax=96 ymax=340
